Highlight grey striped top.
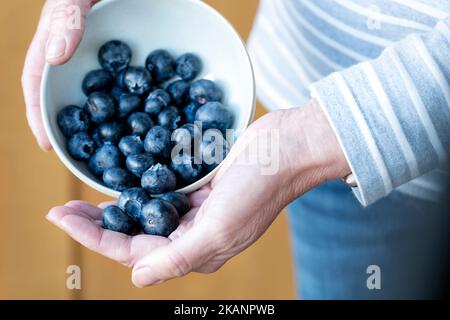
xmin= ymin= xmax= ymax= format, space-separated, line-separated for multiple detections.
xmin=248 ymin=0 xmax=450 ymax=206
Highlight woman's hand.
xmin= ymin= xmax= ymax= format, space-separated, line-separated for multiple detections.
xmin=47 ymin=99 xmax=350 ymax=287
xmin=22 ymin=0 xmax=96 ymax=151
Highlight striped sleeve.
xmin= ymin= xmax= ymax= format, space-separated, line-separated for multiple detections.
xmin=310 ymin=17 xmax=450 ymax=206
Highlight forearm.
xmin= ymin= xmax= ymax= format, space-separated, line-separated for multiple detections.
xmin=310 ymin=17 xmax=450 ymax=206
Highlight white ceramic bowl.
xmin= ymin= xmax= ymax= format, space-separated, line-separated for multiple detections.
xmin=41 ymin=0 xmax=255 ymax=198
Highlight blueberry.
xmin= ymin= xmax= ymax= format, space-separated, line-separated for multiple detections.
xmin=85 ymin=92 xmax=116 ymax=124
xmin=103 ymin=167 xmax=134 ymax=191
xmin=160 ymin=192 xmax=190 ymax=217
xmin=90 ymin=128 xmax=104 ymax=149
xmin=195 ymin=102 xmax=234 ymax=131
xmin=67 ymin=132 xmax=95 ymax=161
xmin=118 ymin=187 xmax=151 ymax=221
xmin=144 ymin=126 xmax=172 ymax=158
xmin=200 ymin=129 xmax=230 ymax=172
xmin=115 ymin=69 xmax=127 ymax=88
xmin=176 ymin=53 xmax=202 ymax=81
xmin=88 ymin=144 xmax=123 ymax=177
xmin=119 ymin=135 xmax=144 ymax=156
xmin=158 ymin=106 xmax=182 ymax=130
xmin=189 ymin=79 xmax=223 ymax=106
xmin=102 ymin=205 xmax=136 ymax=235
xmin=166 ymin=80 xmax=190 ymax=106
xmin=98 ymin=121 xmax=126 ymax=144
xmin=172 ymin=123 xmax=200 ymax=151
xmin=123 ymin=67 xmax=152 ymax=95
xmin=82 ymin=69 xmax=113 ymax=96
xmin=145 ymin=49 xmax=176 ymax=83
xmin=127 ymin=112 xmax=154 ymax=137
xmin=144 ymin=89 xmax=171 ymax=116
xmin=117 ymin=92 xmax=142 ymax=118
xmin=182 ymin=102 xmax=200 ymax=123
xmin=141 ymin=163 xmax=177 ymax=194
xmin=126 ymin=153 xmax=156 ymax=177
xmin=110 ymin=86 xmax=124 ymax=101
xmin=98 ymin=40 xmax=132 ymax=74
xmin=140 ymin=199 xmax=179 ymax=237
xmin=180 ymin=123 xmax=200 ymax=139
xmin=172 ymin=126 xmax=192 ymax=148
xmin=57 ymin=105 xmax=90 ymax=137
xmin=171 ymin=154 xmax=203 ymax=186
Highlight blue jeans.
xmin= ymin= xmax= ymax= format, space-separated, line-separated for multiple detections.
xmin=288 ymin=180 xmax=448 ymax=299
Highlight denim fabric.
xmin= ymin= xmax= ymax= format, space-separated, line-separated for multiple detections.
xmin=288 ymin=180 xmax=449 ymax=299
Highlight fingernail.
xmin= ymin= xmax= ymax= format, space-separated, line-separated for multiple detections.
xmin=46 ymin=35 xmax=66 ymax=60
xmin=133 ymin=267 xmax=160 ymax=287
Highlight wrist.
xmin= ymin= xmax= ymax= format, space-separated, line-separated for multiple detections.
xmin=300 ymin=98 xmax=350 ymax=179
xmin=275 ymin=98 xmax=351 ymax=196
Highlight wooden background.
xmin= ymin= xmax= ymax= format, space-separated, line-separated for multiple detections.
xmin=0 ymin=0 xmax=295 ymax=299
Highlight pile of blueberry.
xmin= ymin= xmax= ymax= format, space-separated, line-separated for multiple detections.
xmin=57 ymin=40 xmax=234 ymax=236
xmin=103 ymin=188 xmax=189 ymax=237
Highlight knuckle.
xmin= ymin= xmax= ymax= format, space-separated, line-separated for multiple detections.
xmin=165 ymin=248 xmax=192 ymax=277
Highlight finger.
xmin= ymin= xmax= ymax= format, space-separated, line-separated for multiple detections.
xmin=26 ymin=98 xmax=52 ymax=151
xmin=98 ymin=201 xmax=116 ymax=209
xmin=49 ymin=202 xmax=97 ymax=222
xmin=64 ymin=200 xmax=103 ymax=220
xmin=169 ymin=207 xmax=200 ymax=241
xmin=46 ymin=0 xmax=93 ymax=65
xmin=23 ymin=0 xmax=94 ymax=150
xmin=189 ymin=185 xmax=212 ymax=208
xmin=180 ymin=207 xmax=200 ymax=224
xmin=47 ymin=205 xmax=169 ymax=267
xmin=47 ymin=205 xmax=134 ymax=265
xmin=22 ymin=1 xmax=55 ymax=150
xmin=131 ymin=214 xmax=219 ymax=287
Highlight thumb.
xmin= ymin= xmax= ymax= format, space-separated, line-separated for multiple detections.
xmin=46 ymin=0 xmax=94 ymax=65
xmin=131 ymin=217 xmax=223 ymax=287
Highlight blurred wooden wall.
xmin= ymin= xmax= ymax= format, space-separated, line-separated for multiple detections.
xmin=0 ymin=0 xmax=295 ymax=299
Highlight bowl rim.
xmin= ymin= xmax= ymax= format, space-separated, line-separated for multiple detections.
xmin=41 ymin=0 xmax=256 ymax=198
